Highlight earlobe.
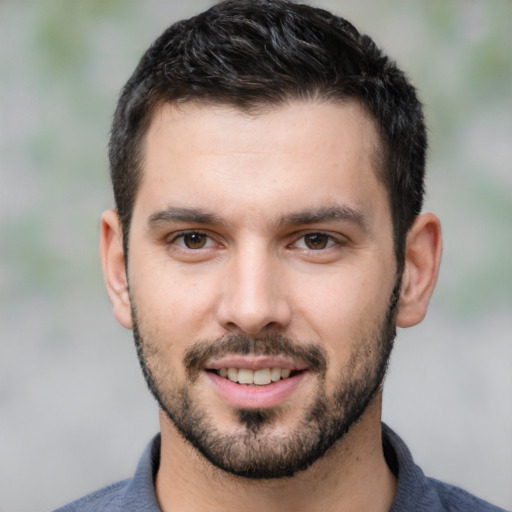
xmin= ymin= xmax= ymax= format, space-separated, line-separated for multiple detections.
xmin=396 ymin=212 xmax=442 ymax=328
xmin=99 ymin=210 xmax=133 ymax=329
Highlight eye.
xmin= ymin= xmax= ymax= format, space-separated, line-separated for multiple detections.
xmin=293 ymin=233 xmax=337 ymax=250
xmin=172 ymin=231 xmax=214 ymax=250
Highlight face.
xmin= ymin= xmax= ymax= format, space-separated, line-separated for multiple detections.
xmin=124 ymin=101 xmax=399 ymax=478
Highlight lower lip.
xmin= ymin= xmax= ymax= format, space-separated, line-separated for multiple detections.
xmin=205 ymin=371 xmax=307 ymax=409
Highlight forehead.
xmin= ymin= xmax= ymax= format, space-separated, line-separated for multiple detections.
xmin=135 ymin=100 xmax=388 ymax=229
xmin=144 ymin=99 xmax=380 ymax=164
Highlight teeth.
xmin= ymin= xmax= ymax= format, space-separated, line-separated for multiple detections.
xmin=237 ymin=368 xmax=253 ymax=384
xmin=270 ymin=367 xmax=282 ymax=382
xmin=281 ymin=368 xmax=291 ymax=379
xmin=253 ymin=368 xmax=271 ymax=385
xmin=218 ymin=367 xmax=294 ymax=385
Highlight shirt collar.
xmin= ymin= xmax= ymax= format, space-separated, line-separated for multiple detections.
xmin=121 ymin=425 xmax=443 ymax=511
xmin=121 ymin=434 xmax=162 ymax=511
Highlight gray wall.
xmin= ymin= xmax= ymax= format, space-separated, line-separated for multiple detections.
xmin=1 ymin=1 xmax=511 ymax=510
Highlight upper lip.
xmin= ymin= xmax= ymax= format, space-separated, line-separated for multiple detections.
xmin=205 ymin=355 xmax=307 ymax=372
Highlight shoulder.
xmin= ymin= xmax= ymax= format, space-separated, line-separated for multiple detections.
xmin=429 ymin=478 xmax=510 ymax=512
xmin=52 ymin=435 xmax=161 ymax=511
xmin=52 ymin=479 xmax=130 ymax=512
xmin=383 ymin=425 xmax=509 ymax=512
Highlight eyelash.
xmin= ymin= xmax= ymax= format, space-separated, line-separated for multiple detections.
xmin=167 ymin=230 xmax=344 ymax=252
xmin=168 ymin=231 xmax=217 ymax=250
xmin=291 ymin=232 xmax=341 ymax=251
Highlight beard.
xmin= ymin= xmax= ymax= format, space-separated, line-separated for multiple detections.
xmin=131 ymin=280 xmax=400 ymax=480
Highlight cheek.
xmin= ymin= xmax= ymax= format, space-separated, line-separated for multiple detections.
xmin=130 ymin=260 xmax=220 ymax=342
xmin=290 ymin=265 xmax=393 ymax=347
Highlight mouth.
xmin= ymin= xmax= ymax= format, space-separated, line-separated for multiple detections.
xmin=203 ymin=358 xmax=308 ymax=409
xmin=184 ymin=337 xmax=324 ymax=409
xmin=207 ymin=367 xmax=300 ymax=386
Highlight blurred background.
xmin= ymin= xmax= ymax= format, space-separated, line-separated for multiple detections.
xmin=1 ymin=1 xmax=511 ymax=510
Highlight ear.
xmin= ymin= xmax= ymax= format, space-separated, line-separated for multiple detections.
xmin=99 ymin=209 xmax=133 ymax=329
xmin=396 ymin=212 xmax=442 ymax=328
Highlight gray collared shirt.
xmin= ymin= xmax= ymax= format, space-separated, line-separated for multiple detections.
xmin=53 ymin=424 xmax=508 ymax=511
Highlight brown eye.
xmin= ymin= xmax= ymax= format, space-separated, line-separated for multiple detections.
xmin=303 ymin=233 xmax=329 ymax=250
xmin=182 ymin=232 xmax=208 ymax=249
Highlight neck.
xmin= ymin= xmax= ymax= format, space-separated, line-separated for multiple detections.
xmin=155 ymin=393 xmax=396 ymax=512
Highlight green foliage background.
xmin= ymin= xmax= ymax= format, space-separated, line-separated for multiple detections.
xmin=1 ymin=1 xmax=510 ymax=511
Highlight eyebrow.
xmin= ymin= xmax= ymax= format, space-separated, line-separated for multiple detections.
xmin=147 ymin=204 xmax=367 ymax=231
xmin=147 ymin=207 xmax=225 ymax=229
xmin=279 ymin=205 xmax=368 ymax=230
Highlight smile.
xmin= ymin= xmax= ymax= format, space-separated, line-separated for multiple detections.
xmin=204 ymin=358 xmax=307 ymax=408
xmin=214 ymin=367 xmax=294 ymax=385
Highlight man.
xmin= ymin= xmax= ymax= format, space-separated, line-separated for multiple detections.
xmin=55 ymin=1 xmax=506 ymax=510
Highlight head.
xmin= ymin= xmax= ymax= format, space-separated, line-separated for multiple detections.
xmin=101 ymin=0 xmax=441 ymax=480
xmin=109 ymin=0 xmax=427 ymax=272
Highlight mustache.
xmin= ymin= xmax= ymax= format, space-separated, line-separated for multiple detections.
xmin=183 ymin=333 xmax=328 ymax=380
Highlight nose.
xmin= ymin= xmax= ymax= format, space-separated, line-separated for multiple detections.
xmin=215 ymin=245 xmax=292 ymax=336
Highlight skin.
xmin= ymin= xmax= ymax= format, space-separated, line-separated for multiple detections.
xmin=101 ymin=100 xmax=442 ymax=512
